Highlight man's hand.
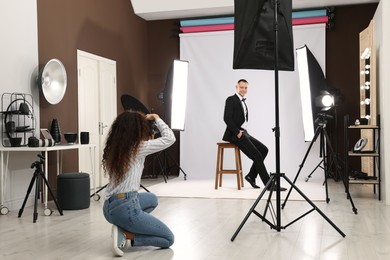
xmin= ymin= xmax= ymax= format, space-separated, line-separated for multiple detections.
xmin=237 ymin=130 xmax=244 ymax=139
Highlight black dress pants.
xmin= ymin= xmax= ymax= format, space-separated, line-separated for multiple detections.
xmin=230 ymin=131 xmax=270 ymax=186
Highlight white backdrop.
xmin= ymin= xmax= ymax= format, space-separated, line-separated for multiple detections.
xmin=179 ymin=24 xmax=326 ymax=184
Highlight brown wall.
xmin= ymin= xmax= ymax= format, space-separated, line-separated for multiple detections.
xmin=326 ymin=3 xmax=378 ymax=170
xmin=37 ymin=0 xmax=180 ymax=186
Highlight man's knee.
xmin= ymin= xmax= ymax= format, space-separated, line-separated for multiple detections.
xmin=263 ymin=147 xmax=269 ymax=157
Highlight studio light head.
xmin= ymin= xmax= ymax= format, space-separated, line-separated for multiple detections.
xmin=315 ymin=90 xmax=335 ymax=111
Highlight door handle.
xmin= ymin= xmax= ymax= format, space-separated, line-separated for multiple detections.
xmin=99 ymin=122 xmax=108 ymax=135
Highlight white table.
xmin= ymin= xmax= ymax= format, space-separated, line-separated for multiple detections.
xmin=0 ymin=144 xmax=96 ymax=215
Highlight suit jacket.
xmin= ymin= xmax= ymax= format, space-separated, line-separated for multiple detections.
xmin=223 ymin=94 xmax=247 ymax=142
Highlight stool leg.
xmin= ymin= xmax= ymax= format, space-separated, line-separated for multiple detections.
xmin=215 ymin=146 xmax=221 ymax=189
xmin=219 ymin=148 xmax=224 ymax=187
xmin=234 ymin=147 xmax=241 ymax=190
xmin=238 ymin=149 xmax=244 ymax=187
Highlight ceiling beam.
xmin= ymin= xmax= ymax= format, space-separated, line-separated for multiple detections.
xmin=130 ymin=0 xmax=379 ymax=21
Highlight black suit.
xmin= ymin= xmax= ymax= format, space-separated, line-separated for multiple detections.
xmin=223 ymin=94 xmax=271 ymax=186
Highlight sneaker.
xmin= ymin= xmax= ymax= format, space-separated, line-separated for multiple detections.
xmin=111 ymin=225 xmax=126 ymax=257
xmin=125 ymin=239 xmax=132 ymax=248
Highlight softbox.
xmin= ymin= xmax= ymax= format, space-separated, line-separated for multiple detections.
xmin=296 ymin=45 xmax=328 ymax=141
xmin=233 ymin=0 xmax=294 ymax=71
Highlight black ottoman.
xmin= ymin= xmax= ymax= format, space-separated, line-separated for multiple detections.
xmin=57 ymin=172 xmax=90 ymax=210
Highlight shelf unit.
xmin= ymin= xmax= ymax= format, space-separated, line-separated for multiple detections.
xmin=1 ymin=93 xmax=36 ymax=147
xmin=343 ymin=114 xmax=380 ymax=200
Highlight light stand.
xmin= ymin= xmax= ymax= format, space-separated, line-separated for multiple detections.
xmin=281 ymin=114 xmax=358 ymax=214
xmin=231 ymin=0 xmax=345 ymax=241
xmin=159 ymin=59 xmax=189 ymax=181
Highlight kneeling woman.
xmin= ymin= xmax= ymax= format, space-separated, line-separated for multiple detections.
xmin=102 ymin=111 xmax=175 ymax=257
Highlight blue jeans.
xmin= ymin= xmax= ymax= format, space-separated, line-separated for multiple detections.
xmin=103 ymin=191 xmax=174 ymax=248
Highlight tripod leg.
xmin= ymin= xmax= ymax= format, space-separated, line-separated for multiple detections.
xmin=282 ymin=175 xmax=345 ymax=237
xmin=90 ymin=183 xmax=107 ymax=198
xmin=18 ymin=173 xmax=37 ymax=218
xmin=262 ymin=181 xmax=277 ymax=223
xmin=231 ymin=177 xmax=276 ymax=241
xmin=156 ymin=152 xmax=168 ymax=183
xmin=140 ymin=184 xmax=150 ymax=192
xmin=41 ymin=172 xmax=63 ymax=216
xmin=33 ymin=172 xmax=40 ymax=223
xmin=320 ymin=129 xmax=331 ymax=204
xmin=282 ymin=126 xmax=321 ymax=209
xmin=305 ymin=160 xmax=323 ymax=182
xmin=165 ymin=151 xmax=188 ymax=180
xmin=323 ymin=131 xmax=358 ymax=214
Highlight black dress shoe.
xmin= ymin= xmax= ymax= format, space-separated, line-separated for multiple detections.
xmin=267 ymin=186 xmax=287 ymax=191
xmin=244 ymin=175 xmax=260 ymax=189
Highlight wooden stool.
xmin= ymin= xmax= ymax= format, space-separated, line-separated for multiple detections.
xmin=215 ymin=142 xmax=244 ymax=190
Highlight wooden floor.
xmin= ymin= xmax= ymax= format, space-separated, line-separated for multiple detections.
xmin=1 ymin=177 xmax=389 ymax=260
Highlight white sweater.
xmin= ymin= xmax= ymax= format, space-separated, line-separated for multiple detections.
xmin=104 ymin=118 xmax=175 ymax=201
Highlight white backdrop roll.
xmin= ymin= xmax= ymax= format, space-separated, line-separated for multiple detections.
xmin=179 ymin=24 xmax=326 ymax=182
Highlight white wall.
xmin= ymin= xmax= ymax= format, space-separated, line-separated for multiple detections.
xmin=179 ymin=24 xmax=326 ymax=186
xmin=374 ymin=0 xmax=390 ymax=205
xmin=0 ymin=0 xmax=40 ymax=211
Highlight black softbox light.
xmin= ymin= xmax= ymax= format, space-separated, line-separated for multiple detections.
xmin=296 ymin=45 xmax=328 ymax=141
xmin=233 ymin=0 xmax=294 ymax=71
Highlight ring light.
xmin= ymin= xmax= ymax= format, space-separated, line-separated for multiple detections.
xmin=353 ymin=137 xmax=368 ymax=152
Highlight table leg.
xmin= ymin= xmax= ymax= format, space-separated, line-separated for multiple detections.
xmin=0 ymin=152 xmax=9 ymax=211
xmin=0 ymin=151 xmax=3 ymax=207
xmin=89 ymin=147 xmax=96 ymax=195
xmin=44 ymin=151 xmax=48 ymax=209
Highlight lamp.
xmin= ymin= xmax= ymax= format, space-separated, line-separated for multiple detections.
xmin=38 ymin=59 xmax=67 ymax=104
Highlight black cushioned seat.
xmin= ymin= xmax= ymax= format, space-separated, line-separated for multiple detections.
xmin=57 ymin=172 xmax=90 ymax=210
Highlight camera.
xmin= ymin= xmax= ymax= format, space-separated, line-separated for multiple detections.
xmin=28 ymin=136 xmax=55 ymax=147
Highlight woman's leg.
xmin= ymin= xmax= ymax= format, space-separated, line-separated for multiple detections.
xmin=138 ymin=192 xmax=158 ymax=213
xmin=129 ymin=209 xmax=174 ymax=248
xmin=129 ymin=193 xmax=174 ymax=248
xmin=106 ymin=192 xmax=174 ymax=248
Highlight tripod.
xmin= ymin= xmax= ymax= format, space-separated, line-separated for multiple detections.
xmin=153 ymin=150 xmax=187 ymax=181
xmin=281 ymin=115 xmax=357 ymax=214
xmin=231 ymin=0 xmax=345 ymax=241
xmin=18 ymin=154 xmax=63 ymax=223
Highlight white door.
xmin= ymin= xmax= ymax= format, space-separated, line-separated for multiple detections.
xmin=77 ymin=50 xmax=117 ymax=189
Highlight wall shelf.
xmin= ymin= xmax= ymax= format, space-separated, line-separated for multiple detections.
xmin=344 ymin=114 xmax=380 ymax=200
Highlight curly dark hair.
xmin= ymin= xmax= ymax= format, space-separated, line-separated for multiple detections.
xmin=102 ymin=111 xmax=154 ymax=185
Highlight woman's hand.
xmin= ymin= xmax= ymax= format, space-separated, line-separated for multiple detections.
xmin=145 ymin=113 xmax=160 ymax=121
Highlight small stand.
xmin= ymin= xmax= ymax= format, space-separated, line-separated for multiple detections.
xmin=18 ymin=154 xmax=63 ymax=223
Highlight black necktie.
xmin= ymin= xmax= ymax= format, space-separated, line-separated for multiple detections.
xmin=242 ymin=98 xmax=248 ymax=121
